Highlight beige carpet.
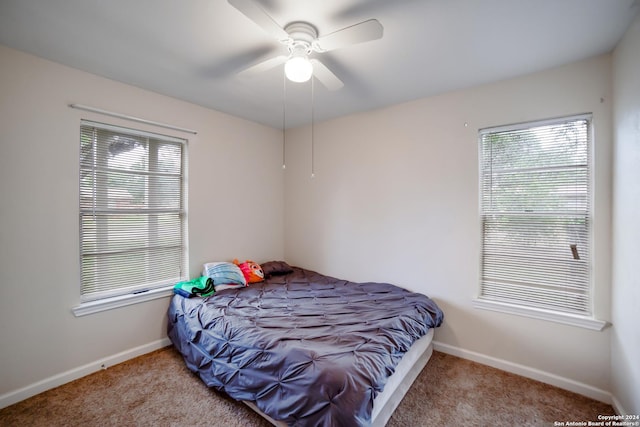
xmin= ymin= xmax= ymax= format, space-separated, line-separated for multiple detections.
xmin=0 ymin=347 xmax=613 ymax=426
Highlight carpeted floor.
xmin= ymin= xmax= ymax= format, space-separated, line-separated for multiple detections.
xmin=0 ymin=347 xmax=614 ymax=426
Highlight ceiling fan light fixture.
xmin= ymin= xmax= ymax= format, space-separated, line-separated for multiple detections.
xmin=285 ymin=51 xmax=313 ymax=83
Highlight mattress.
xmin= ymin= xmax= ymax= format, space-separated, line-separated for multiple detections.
xmin=167 ymin=266 xmax=443 ymax=426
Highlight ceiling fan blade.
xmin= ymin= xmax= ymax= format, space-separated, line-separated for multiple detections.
xmin=310 ymin=59 xmax=344 ymax=91
xmin=228 ymin=0 xmax=289 ymax=42
xmin=333 ymin=0 xmax=420 ymax=21
xmin=202 ymin=45 xmax=276 ymax=78
xmin=314 ymin=19 xmax=383 ymax=52
xmin=238 ymin=55 xmax=287 ymax=77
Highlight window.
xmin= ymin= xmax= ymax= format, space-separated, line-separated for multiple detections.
xmin=475 ymin=114 xmax=602 ymax=328
xmin=77 ymin=120 xmax=187 ymax=309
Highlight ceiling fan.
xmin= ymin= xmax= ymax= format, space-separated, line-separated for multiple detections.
xmin=228 ymin=0 xmax=384 ymax=90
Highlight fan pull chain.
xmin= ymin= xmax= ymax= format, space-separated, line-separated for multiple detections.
xmin=311 ymin=76 xmax=315 ymax=179
xmin=282 ymin=72 xmax=286 ymax=170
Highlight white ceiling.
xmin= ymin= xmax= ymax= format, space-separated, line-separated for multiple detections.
xmin=0 ymin=0 xmax=637 ymax=129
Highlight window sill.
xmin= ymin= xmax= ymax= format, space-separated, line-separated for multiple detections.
xmin=472 ymin=298 xmax=608 ymax=331
xmin=72 ymin=287 xmax=174 ymax=317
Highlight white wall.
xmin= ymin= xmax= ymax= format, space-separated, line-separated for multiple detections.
xmin=284 ymin=55 xmax=613 ymax=398
xmin=0 ymin=45 xmax=284 ymax=402
xmin=611 ymin=13 xmax=640 ymax=414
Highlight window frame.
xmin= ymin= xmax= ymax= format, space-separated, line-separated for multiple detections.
xmin=472 ymin=114 xmax=606 ymax=331
xmin=73 ymin=120 xmax=188 ymax=317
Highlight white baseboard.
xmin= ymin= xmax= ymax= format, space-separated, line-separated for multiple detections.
xmin=0 ymin=337 xmax=172 ymax=410
xmin=432 ymin=340 xmax=612 ymax=405
xmin=610 ymin=394 xmax=629 ymax=416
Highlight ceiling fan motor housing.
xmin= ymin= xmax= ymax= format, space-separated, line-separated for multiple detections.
xmin=284 ymin=22 xmax=318 ymax=54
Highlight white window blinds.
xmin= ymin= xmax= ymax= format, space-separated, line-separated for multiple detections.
xmin=479 ymin=114 xmax=591 ymax=315
xmin=79 ymin=120 xmax=187 ymax=302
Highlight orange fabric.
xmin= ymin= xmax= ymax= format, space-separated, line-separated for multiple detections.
xmin=233 ymin=259 xmax=265 ymax=283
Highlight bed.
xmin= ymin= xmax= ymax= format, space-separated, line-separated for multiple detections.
xmin=167 ymin=264 xmax=444 ymax=426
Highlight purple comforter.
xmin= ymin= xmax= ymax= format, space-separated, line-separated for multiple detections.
xmin=167 ymin=267 xmax=443 ymax=426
